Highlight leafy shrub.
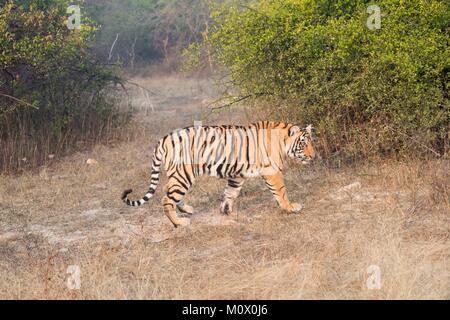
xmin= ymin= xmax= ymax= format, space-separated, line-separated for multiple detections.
xmin=0 ymin=0 xmax=127 ymax=172
xmin=193 ymin=0 xmax=450 ymax=161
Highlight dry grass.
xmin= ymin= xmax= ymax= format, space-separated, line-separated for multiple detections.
xmin=0 ymin=88 xmax=132 ymax=174
xmin=0 ymin=75 xmax=449 ymax=300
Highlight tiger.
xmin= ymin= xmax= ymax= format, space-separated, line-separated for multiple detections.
xmin=122 ymin=121 xmax=315 ymax=227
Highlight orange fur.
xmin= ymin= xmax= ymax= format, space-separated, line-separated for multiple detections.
xmin=122 ymin=121 xmax=315 ymax=227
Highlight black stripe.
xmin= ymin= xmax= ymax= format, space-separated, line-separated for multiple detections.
xmin=168 ymin=194 xmax=182 ymax=202
xmin=228 ymin=179 xmax=241 ymax=188
xmin=216 ymin=163 xmax=224 ymax=178
xmin=246 ymin=135 xmax=250 ymax=163
xmin=235 ymin=164 xmax=244 ymax=176
xmin=168 ymin=174 xmax=188 ymax=190
xmin=169 ymin=189 xmax=186 ymax=196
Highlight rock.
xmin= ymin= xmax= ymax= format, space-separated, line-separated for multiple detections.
xmin=328 ymin=182 xmax=362 ymax=200
xmin=337 ymin=182 xmax=362 ymax=193
xmin=51 ymin=174 xmax=69 ymax=180
xmin=0 ymin=231 xmax=23 ymax=243
xmin=86 ymin=158 xmax=98 ymax=165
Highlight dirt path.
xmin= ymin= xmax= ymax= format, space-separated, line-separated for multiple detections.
xmin=0 ymin=76 xmax=221 ymax=247
xmin=0 ymin=76 xmax=448 ymax=299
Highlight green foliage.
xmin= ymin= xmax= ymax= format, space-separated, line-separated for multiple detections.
xmin=0 ymin=0 xmax=126 ymax=172
xmin=196 ymin=0 xmax=450 ymax=160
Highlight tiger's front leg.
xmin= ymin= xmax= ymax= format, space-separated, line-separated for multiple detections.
xmin=220 ymin=178 xmax=245 ymax=214
xmin=262 ymin=173 xmax=303 ymax=213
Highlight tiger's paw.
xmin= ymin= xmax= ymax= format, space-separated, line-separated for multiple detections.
xmin=289 ymin=202 xmax=303 ymax=214
xmin=177 ymin=203 xmax=194 ymax=215
xmin=220 ymin=200 xmax=233 ymax=215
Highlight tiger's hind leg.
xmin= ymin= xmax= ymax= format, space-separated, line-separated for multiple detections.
xmin=177 ymin=201 xmax=194 ymax=215
xmin=163 ymin=175 xmax=194 ymax=227
xmin=262 ymin=173 xmax=303 ymax=214
xmin=162 ymin=196 xmax=190 ymax=227
xmin=220 ymin=178 xmax=245 ymax=215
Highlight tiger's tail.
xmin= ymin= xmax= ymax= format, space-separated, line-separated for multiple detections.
xmin=122 ymin=142 xmax=164 ymax=207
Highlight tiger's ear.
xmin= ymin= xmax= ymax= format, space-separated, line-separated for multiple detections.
xmin=289 ymin=125 xmax=301 ymax=137
xmin=305 ymin=125 xmax=313 ymax=135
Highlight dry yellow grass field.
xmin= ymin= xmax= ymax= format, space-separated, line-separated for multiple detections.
xmin=0 ymin=76 xmax=448 ymax=299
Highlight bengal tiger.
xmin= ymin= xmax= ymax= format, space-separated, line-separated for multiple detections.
xmin=122 ymin=121 xmax=315 ymax=227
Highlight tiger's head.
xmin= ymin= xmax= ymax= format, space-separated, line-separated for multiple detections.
xmin=285 ymin=124 xmax=315 ymax=165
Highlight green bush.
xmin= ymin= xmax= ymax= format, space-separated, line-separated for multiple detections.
xmin=0 ymin=0 xmax=126 ymax=172
xmin=194 ymin=0 xmax=449 ymax=161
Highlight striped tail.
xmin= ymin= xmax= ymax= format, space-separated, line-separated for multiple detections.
xmin=122 ymin=143 xmax=163 ymax=207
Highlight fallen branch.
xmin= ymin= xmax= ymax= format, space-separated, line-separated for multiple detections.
xmin=385 ymin=124 xmax=441 ymax=158
xmin=126 ymin=81 xmax=157 ymax=96
xmin=0 ymin=92 xmax=38 ymax=109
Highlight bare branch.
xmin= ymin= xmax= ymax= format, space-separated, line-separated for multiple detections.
xmin=0 ymin=92 xmax=38 ymax=109
xmin=209 ymin=95 xmax=253 ymax=111
xmin=385 ymin=125 xmax=441 ymax=158
xmin=126 ymin=81 xmax=157 ymax=96
xmin=108 ymin=33 xmax=119 ymax=61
